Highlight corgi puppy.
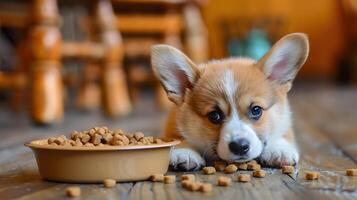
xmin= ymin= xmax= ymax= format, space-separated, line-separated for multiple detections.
xmin=151 ymin=33 xmax=309 ymax=171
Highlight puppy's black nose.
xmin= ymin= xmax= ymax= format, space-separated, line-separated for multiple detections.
xmin=229 ymin=139 xmax=250 ymax=156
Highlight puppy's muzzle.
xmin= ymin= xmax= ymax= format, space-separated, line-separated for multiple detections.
xmin=229 ymin=138 xmax=250 ymax=156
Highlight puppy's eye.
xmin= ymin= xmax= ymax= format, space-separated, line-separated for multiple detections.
xmin=248 ymin=106 xmax=263 ymax=120
xmin=207 ymin=110 xmax=224 ymax=124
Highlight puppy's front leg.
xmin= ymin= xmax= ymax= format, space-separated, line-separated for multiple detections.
xmin=170 ymin=140 xmax=205 ymax=171
xmin=259 ymin=130 xmax=299 ymax=167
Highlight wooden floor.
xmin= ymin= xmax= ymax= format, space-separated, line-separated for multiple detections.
xmin=0 ymin=85 xmax=356 ymax=200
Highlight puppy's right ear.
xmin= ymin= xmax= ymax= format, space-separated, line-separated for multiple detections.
xmin=151 ymin=45 xmax=200 ymax=105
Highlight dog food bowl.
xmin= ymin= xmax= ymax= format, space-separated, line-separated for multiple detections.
xmin=25 ymin=139 xmax=180 ymax=183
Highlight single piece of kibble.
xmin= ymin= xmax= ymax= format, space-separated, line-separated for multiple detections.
xmin=103 ymin=179 xmax=116 ymax=188
xmin=181 ymin=180 xmax=192 ymax=188
xmin=282 ymin=166 xmax=295 ymax=174
xmin=237 ymin=174 xmax=251 ymax=182
xmin=247 ymin=163 xmax=261 ymax=171
xmin=346 ymin=169 xmax=357 ymax=176
xmin=181 ymin=174 xmax=195 ymax=182
xmin=151 ymin=174 xmax=164 ymax=182
xmin=164 ymin=175 xmax=176 ymax=184
xmin=217 ymin=176 xmax=232 ymax=186
xmin=237 ymin=163 xmax=248 ymax=170
xmin=66 ymin=186 xmax=81 ymax=197
xmin=247 ymin=160 xmax=257 ymax=165
xmin=253 ymin=170 xmax=266 ymax=178
xmin=203 ymin=166 xmax=216 ymax=175
xmin=200 ymin=183 xmax=213 ymax=193
xmin=224 ymin=164 xmax=238 ymax=174
xmin=214 ymin=161 xmax=227 ymax=172
xmin=134 ymin=132 xmax=145 ymax=140
xmin=187 ymin=182 xmax=202 ymax=191
xmin=305 ymin=171 xmax=319 ymax=180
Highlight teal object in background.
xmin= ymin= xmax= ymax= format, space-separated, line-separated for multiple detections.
xmin=227 ymin=37 xmax=245 ymax=57
xmin=226 ymin=28 xmax=271 ymax=60
xmin=245 ymin=28 xmax=271 ymax=60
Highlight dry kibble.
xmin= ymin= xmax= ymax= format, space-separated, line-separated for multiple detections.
xmin=224 ymin=164 xmax=238 ymax=174
xmin=282 ymin=166 xmax=295 ymax=174
xmin=218 ymin=176 xmax=232 ymax=186
xmin=181 ymin=174 xmax=195 ymax=182
xmin=305 ymin=171 xmax=320 ymax=180
xmin=74 ymin=139 xmax=83 ymax=146
xmin=237 ymin=163 xmax=248 ymax=170
xmin=203 ymin=166 xmax=216 ymax=175
xmin=54 ymin=137 xmax=65 ymax=145
xmin=164 ymin=175 xmax=176 ymax=184
xmin=151 ymin=174 xmax=164 ymax=182
xmin=200 ymin=183 xmax=213 ymax=193
xmin=81 ymin=134 xmax=91 ymax=143
xmin=91 ymin=134 xmax=103 ymax=145
xmin=253 ymin=170 xmax=266 ymax=178
xmin=154 ymin=138 xmax=163 ymax=144
xmin=346 ymin=169 xmax=357 ymax=176
xmin=66 ymin=186 xmax=81 ymax=197
xmin=186 ymin=182 xmax=202 ymax=191
xmin=102 ymin=133 xmax=113 ymax=144
xmin=237 ymin=174 xmax=251 ymax=182
xmin=247 ymin=163 xmax=261 ymax=171
xmin=47 ymin=137 xmax=56 ymax=144
xmin=134 ymin=132 xmax=145 ymax=140
xmin=43 ymin=127 xmax=168 ymax=148
xmin=103 ymin=179 xmax=116 ymax=188
xmin=84 ymin=143 xmax=94 ymax=147
xmin=214 ymin=161 xmax=227 ymax=172
xmin=181 ymin=180 xmax=192 ymax=188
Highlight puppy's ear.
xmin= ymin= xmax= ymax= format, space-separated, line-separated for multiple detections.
xmin=257 ymin=33 xmax=309 ymax=90
xmin=151 ymin=45 xmax=200 ymax=105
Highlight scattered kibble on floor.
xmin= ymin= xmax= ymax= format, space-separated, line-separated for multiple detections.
xmin=164 ymin=175 xmax=176 ymax=184
xmin=224 ymin=164 xmax=238 ymax=174
xmin=282 ymin=166 xmax=295 ymax=174
xmin=200 ymin=183 xmax=213 ymax=192
xmin=181 ymin=174 xmax=195 ymax=181
xmin=346 ymin=168 xmax=357 ymax=176
xmin=203 ymin=166 xmax=216 ymax=175
xmin=218 ymin=176 xmax=232 ymax=186
xmin=237 ymin=174 xmax=251 ymax=182
xmin=103 ymin=179 xmax=116 ymax=188
xmin=214 ymin=161 xmax=227 ymax=172
xmin=65 ymin=186 xmax=81 ymax=197
xmin=305 ymin=171 xmax=320 ymax=180
xmin=253 ymin=170 xmax=266 ymax=178
xmin=151 ymin=174 xmax=164 ymax=182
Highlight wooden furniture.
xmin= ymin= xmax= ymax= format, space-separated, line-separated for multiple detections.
xmin=0 ymin=87 xmax=356 ymax=199
xmin=107 ymin=0 xmax=208 ymax=108
xmin=0 ymin=0 xmax=132 ymax=124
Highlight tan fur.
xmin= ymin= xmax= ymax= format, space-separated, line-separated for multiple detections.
xmin=152 ymin=33 xmax=309 ymax=168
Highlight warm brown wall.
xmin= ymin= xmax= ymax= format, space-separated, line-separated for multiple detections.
xmin=202 ymin=0 xmax=347 ymax=79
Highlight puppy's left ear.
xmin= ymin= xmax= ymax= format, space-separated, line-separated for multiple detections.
xmin=257 ymin=33 xmax=309 ymax=90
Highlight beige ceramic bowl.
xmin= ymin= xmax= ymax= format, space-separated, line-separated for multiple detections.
xmin=25 ymin=139 xmax=180 ymax=183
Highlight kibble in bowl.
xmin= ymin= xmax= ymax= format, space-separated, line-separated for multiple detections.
xmin=25 ymin=127 xmax=180 ymax=183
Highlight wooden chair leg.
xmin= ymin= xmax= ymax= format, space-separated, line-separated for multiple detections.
xmin=94 ymin=0 xmax=132 ymax=116
xmin=183 ymin=4 xmax=208 ymax=63
xmin=28 ymin=0 xmax=63 ymax=124
xmin=76 ymin=62 xmax=101 ymax=110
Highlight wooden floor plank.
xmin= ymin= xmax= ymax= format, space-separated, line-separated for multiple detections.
xmin=0 ymin=87 xmax=356 ymax=199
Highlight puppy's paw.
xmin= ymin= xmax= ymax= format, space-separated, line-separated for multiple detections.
xmin=259 ymin=143 xmax=299 ymax=167
xmin=170 ymin=148 xmax=205 ymax=171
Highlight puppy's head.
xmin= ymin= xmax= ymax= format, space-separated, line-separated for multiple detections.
xmin=152 ymin=33 xmax=309 ymax=162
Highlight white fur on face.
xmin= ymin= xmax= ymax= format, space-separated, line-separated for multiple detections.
xmin=216 ymin=69 xmax=263 ymax=162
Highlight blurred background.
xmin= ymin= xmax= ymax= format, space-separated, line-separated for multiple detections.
xmin=0 ymin=0 xmax=356 ymax=134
